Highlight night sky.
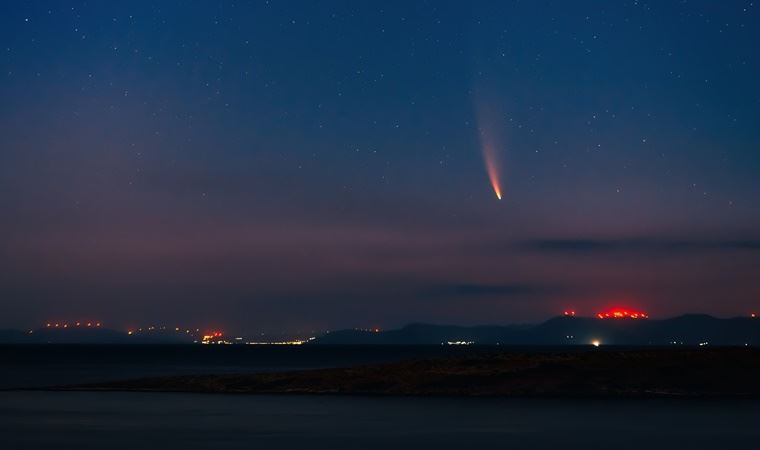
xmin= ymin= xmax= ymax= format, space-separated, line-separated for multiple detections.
xmin=2 ymin=1 xmax=759 ymax=333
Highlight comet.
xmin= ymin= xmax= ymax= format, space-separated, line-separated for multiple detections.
xmin=482 ymin=141 xmax=503 ymax=200
xmin=475 ymin=96 xmax=506 ymax=201
xmin=476 ymin=113 xmax=505 ymax=200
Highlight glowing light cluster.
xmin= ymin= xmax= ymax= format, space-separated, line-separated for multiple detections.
xmin=354 ymin=327 xmax=382 ymax=333
xmin=563 ymin=310 xmax=576 ymax=317
xmin=202 ymin=331 xmax=224 ymax=342
xmin=46 ymin=321 xmax=101 ymax=328
xmin=446 ymin=341 xmax=475 ymax=346
xmin=596 ymin=309 xmax=649 ymax=319
xmin=246 ymin=339 xmax=312 ymax=345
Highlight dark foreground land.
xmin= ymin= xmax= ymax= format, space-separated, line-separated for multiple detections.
xmin=59 ymin=348 xmax=760 ymax=398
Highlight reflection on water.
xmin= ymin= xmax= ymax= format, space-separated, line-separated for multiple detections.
xmin=1 ymin=391 xmax=759 ymax=450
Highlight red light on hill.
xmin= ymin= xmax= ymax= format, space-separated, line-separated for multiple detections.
xmin=563 ymin=310 xmax=576 ymax=317
xmin=596 ymin=309 xmax=648 ymax=319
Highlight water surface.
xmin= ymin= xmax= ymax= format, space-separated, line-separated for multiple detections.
xmin=2 ymin=391 xmax=759 ymax=450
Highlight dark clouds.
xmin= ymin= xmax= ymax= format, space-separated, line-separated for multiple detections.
xmin=520 ymin=239 xmax=760 ymax=254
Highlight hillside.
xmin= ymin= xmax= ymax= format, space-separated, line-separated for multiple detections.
xmin=312 ymin=315 xmax=760 ymax=346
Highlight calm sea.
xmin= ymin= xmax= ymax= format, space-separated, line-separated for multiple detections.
xmin=2 ymin=345 xmax=759 ymax=449
xmin=0 ymin=344 xmax=593 ymax=389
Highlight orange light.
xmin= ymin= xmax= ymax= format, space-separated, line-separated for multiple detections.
xmin=202 ymin=331 xmax=224 ymax=342
xmin=596 ymin=308 xmax=648 ymax=319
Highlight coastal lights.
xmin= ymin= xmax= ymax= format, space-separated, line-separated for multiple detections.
xmin=446 ymin=341 xmax=475 ymax=346
xmin=201 ymin=331 xmax=225 ymax=344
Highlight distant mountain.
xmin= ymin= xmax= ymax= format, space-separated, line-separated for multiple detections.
xmin=3 ymin=315 xmax=758 ymax=345
xmin=312 ymin=315 xmax=760 ymax=346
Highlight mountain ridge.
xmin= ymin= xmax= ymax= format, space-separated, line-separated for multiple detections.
xmin=313 ymin=315 xmax=760 ymax=346
xmin=1 ymin=314 xmax=758 ymax=345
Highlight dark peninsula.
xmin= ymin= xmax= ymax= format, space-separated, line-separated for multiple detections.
xmin=58 ymin=348 xmax=760 ymax=398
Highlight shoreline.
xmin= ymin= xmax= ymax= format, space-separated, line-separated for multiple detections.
xmin=38 ymin=348 xmax=760 ymax=399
